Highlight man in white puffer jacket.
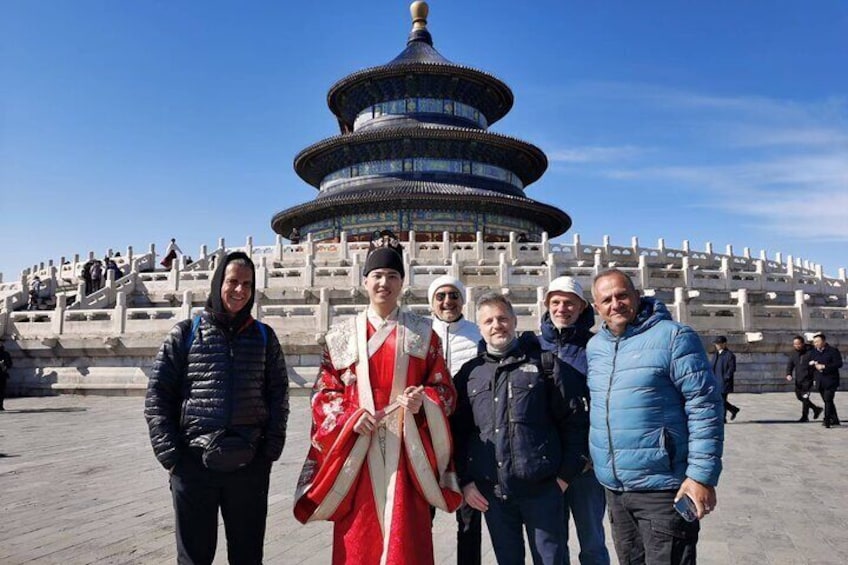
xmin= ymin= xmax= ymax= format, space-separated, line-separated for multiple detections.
xmin=427 ymin=275 xmax=483 ymax=565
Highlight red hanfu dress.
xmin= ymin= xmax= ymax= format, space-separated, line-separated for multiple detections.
xmin=294 ymin=309 xmax=462 ymax=565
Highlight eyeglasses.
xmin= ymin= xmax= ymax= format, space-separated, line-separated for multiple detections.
xmin=435 ymin=291 xmax=460 ymax=301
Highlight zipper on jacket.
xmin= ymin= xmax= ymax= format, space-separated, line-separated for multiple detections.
xmin=226 ymin=338 xmax=235 ymax=427
xmin=606 ymin=338 xmax=621 ymax=488
xmin=506 ymin=373 xmax=516 ymax=487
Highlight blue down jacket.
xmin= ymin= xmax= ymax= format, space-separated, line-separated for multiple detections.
xmin=586 ymin=298 xmax=723 ymax=491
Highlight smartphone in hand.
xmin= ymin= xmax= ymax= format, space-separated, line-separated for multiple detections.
xmin=674 ymin=494 xmax=699 ymax=522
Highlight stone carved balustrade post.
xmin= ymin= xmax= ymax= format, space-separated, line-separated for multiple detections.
xmin=593 ymin=250 xmax=602 ymax=277
xmin=795 ymin=290 xmax=809 ymax=331
xmin=498 ymin=253 xmax=509 ymax=286
xmin=305 ymin=233 xmax=315 ymax=263
xmin=673 ymin=287 xmax=689 ymax=325
xmin=743 ymin=247 xmax=751 ymax=259
xmin=536 ymin=286 xmax=546 ymax=326
xmin=572 ymin=233 xmax=585 ymax=262
xmin=126 ymin=246 xmax=133 ymax=268
xmin=246 ymin=236 xmax=254 ymax=260
xmin=682 ymin=240 xmax=690 ymax=255
xmin=349 ymin=254 xmax=361 ymax=287
xmin=725 ymin=244 xmax=734 ymax=257
xmin=169 ymin=260 xmax=180 ymax=291
xmin=274 ymin=234 xmax=283 ymax=262
xmin=442 ymin=231 xmax=451 ymax=263
xmin=76 ymin=282 xmax=86 ymax=306
xmin=450 ymin=252 xmax=462 ymax=280
xmin=786 ymin=255 xmax=795 ymax=283
xmin=339 ymin=230 xmax=349 ymax=263
xmin=541 ymin=231 xmax=550 ymax=257
xmin=754 ymin=259 xmax=765 ymax=290
xmin=602 ymin=235 xmax=611 ymax=263
xmin=114 ymin=291 xmax=126 ymax=334
xmin=508 ymin=232 xmax=517 ymax=264
xmin=475 ymin=231 xmax=484 ymax=263
xmin=256 ymin=256 xmax=268 ymax=291
xmin=815 ymin=265 xmax=824 ymax=293
xmin=181 ymin=290 xmax=193 ymax=321
xmin=545 ymin=254 xmax=556 ymax=284
xmin=705 ymin=242 xmax=713 ymax=255
xmin=0 ymin=296 xmax=12 ymax=337
xmin=304 ymin=254 xmax=315 ymax=288
xmin=681 ymin=257 xmax=692 ymax=288
xmin=720 ymin=257 xmax=730 ymax=290
xmin=52 ymin=294 xmax=66 ymax=335
xmin=463 ymin=286 xmax=477 ymax=321
xmin=737 ymin=288 xmax=751 ymax=332
xmin=638 ymin=255 xmax=649 ymax=290
xmin=318 ymin=287 xmax=330 ymax=333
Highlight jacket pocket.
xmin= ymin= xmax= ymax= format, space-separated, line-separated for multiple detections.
xmin=509 ymin=370 xmax=547 ymax=424
xmin=468 ymin=379 xmax=494 ymax=433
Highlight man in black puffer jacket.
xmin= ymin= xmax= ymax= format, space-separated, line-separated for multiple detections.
xmin=145 ymin=251 xmax=290 ymax=565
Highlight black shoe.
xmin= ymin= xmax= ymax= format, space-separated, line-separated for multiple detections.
xmin=730 ymin=407 xmax=740 ymax=421
xmin=824 ymin=422 xmax=831 ymax=428
xmin=833 ymin=420 xmax=841 ymax=427
xmin=813 ymin=406 xmax=823 ymax=420
xmin=798 ymin=417 xmax=809 ymax=423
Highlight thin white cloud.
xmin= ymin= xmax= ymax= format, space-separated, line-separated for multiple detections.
xmin=546 ymin=82 xmax=848 ymax=241
xmin=547 ymin=145 xmax=645 ymax=164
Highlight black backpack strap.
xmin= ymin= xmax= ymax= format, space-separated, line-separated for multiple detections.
xmin=541 ymin=350 xmax=555 ymax=379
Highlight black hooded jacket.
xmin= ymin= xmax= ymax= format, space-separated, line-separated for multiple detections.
xmin=144 ymin=252 xmax=290 ymax=470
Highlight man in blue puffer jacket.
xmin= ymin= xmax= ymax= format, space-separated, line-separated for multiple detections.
xmin=587 ymin=269 xmax=723 ymax=565
xmin=539 ymin=276 xmax=610 ymax=565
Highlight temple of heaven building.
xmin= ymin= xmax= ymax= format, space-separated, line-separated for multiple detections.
xmin=271 ymin=1 xmax=571 ymax=243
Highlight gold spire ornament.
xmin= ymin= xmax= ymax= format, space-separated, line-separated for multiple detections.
xmin=410 ymin=1 xmax=429 ymax=31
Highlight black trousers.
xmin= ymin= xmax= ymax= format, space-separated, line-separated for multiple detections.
xmin=0 ymin=376 xmax=7 ymax=408
xmin=169 ymin=454 xmax=272 ymax=565
xmin=456 ymin=502 xmax=482 ymax=565
xmin=794 ymin=385 xmax=820 ymax=419
xmin=722 ymin=393 xmax=738 ymax=419
xmin=606 ymin=489 xmax=699 ymax=565
xmin=820 ymin=389 xmax=839 ymax=425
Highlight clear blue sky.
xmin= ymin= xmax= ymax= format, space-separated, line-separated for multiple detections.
xmin=2 ymin=1 xmax=846 ymax=279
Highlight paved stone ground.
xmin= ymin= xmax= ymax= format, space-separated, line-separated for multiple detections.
xmin=0 ymin=393 xmax=846 ymax=564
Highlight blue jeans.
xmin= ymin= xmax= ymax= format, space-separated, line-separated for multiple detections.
xmin=479 ymin=480 xmax=566 ymax=565
xmin=564 ymin=470 xmax=610 ymax=564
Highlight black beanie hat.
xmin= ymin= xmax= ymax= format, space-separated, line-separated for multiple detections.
xmin=363 ymin=231 xmax=404 ymax=278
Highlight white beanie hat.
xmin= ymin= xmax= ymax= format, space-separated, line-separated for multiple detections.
xmin=544 ymin=276 xmax=588 ymax=306
xmin=428 ymin=275 xmax=467 ymax=306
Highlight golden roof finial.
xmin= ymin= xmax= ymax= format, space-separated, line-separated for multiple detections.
xmin=410 ymin=1 xmax=429 ymax=32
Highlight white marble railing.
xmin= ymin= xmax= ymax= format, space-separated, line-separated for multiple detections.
xmin=6 ymin=282 xmax=847 ymax=343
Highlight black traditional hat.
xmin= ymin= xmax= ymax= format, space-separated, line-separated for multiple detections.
xmin=363 ymin=230 xmax=404 ymax=278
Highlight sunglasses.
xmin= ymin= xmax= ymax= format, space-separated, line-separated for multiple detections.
xmin=435 ymin=291 xmax=460 ymax=301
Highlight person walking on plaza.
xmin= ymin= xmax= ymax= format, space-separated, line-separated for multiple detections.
xmin=785 ymin=335 xmax=822 ymax=422
xmin=452 ymin=292 xmax=589 ymax=565
xmin=427 ymin=275 xmax=484 ymax=565
xmin=89 ymin=259 xmax=103 ymax=292
xmin=144 ymin=251 xmax=290 ymax=565
xmin=0 ymin=341 xmax=12 ymax=410
xmin=293 ymin=233 xmax=462 ymax=565
xmin=538 ymin=276 xmax=610 ymax=565
xmin=587 ymin=269 xmax=724 ymax=565
xmin=713 ymin=336 xmax=740 ymax=423
xmin=809 ymin=333 xmax=842 ymax=428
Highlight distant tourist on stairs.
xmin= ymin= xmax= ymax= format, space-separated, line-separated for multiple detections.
xmin=785 ymin=336 xmax=822 ymax=422
xmin=810 ymin=333 xmax=842 ymax=428
xmin=28 ymin=276 xmax=43 ymax=310
xmin=89 ymin=259 xmax=103 ymax=292
xmin=144 ymin=251 xmax=290 ymax=565
xmin=160 ymin=238 xmax=183 ymax=270
xmin=288 ymin=227 xmax=300 ymax=244
xmin=81 ymin=259 xmax=93 ymax=295
xmin=0 ymin=341 xmax=12 ymax=410
xmin=713 ymin=336 xmax=740 ymax=422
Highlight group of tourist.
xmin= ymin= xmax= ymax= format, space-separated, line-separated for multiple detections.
xmin=142 ymin=233 xmax=839 ymax=565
